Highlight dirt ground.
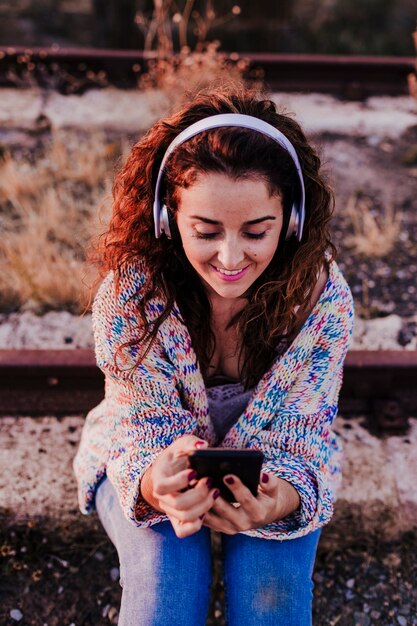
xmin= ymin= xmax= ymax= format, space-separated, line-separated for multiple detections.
xmin=1 ymin=511 xmax=416 ymax=626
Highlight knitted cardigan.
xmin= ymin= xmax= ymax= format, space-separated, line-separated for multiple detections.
xmin=73 ymin=255 xmax=354 ymax=541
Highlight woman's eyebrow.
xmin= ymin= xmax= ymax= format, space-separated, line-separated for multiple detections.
xmin=190 ymin=215 xmax=276 ymax=225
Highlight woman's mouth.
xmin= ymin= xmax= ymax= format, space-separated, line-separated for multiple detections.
xmin=210 ymin=265 xmax=250 ymax=282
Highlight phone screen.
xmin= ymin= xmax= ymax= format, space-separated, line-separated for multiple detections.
xmin=188 ymin=448 xmax=264 ymax=502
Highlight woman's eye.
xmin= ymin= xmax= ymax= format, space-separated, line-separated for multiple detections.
xmin=194 ymin=231 xmax=266 ymax=240
xmin=245 ymin=232 xmax=266 ymax=239
xmin=195 ymin=232 xmax=218 ymax=239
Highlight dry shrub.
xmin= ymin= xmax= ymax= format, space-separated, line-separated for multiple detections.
xmin=136 ymin=0 xmax=263 ymax=112
xmin=0 ymin=132 xmax=116 ymax=313
xmin=344 ymin=192 xmax=402 ymax=258
xmin=139 ymin=41 xmax=262 ymax=112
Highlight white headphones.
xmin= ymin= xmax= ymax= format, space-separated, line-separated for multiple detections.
xmin=153 ymin=113 xmax=306 ymax=242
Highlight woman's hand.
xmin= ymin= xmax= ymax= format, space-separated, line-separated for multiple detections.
xmin=140 ymin=435 xmax=220 ymax=539
xmin=201 ymin=473 xmax=301 ymax=534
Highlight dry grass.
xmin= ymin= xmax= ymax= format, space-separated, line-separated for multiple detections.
xmin=344 ymin=192 xmax=402 ymax=258
xmin=136 ymin=0 xmax=263 ymax=112
xmin=139 ymin=41 xmax=261 ymax=113
xmin=0 ymin=132 xmax=121 ymax=313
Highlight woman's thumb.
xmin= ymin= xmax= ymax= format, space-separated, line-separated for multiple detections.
xmin=173 ymin=435 xmax=208 ymax=458
xmin=259 ymin=471 xmax=276 ymax=492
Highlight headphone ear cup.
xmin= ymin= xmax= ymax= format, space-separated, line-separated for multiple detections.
xmin=161 ymin=204 xmax=182 ymax=243
xmin=285 ymin=204 xmax=300 ymax=241
xmin=160 ymin=204 xmax=172 ymax=239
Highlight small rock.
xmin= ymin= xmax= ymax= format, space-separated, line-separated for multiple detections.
xmin=346 ymin=577 xmax=355 ymax=588
xmin=108 ymin=607 xmax=118 ymax=624
xmin=398 ymin=322 xmax=417 ymax=347
xmin=383 ymin=553 xmax=402 ymax=569
xmin=110 ymin=566 xmax=120 ymax=582
xmin=10 ymin=609 xmax=23 ymax=622
xmin=370 ymin=611 xmax=381 ymax=619
xmin=345 ymin=589 xmax=355 ymax=601
xmin=397 ymin=617 xmax=407 ymax=626
xmin=102 ymin=604 xmax=110 ymax=618
xmin=94 ymin=550 xmax=105 ymax=561
xmin=353 ymin=611 xmax=371 ymax=626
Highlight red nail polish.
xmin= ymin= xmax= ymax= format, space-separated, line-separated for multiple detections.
xmin=225 ymin=476 xmax=234 ymax=485
xmin=195 ymin=441 xmax=206 ymax=448
xmin=188 ymin=470 xmax=198 ymax=481
xmin=261 ymin=473 xmax=269 ymax=483
xmin=206 ymin=477 xmax=213 ymax=488
xmin=213 ymin=489 xmax=220 ymax=499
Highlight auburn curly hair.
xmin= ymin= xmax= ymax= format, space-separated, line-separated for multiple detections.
xmin=92 ymin=86 xmax=336 ymax=389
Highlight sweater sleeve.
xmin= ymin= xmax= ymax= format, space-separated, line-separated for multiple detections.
xmin=246 ymin=282 xmax=355 ymax=539
xmin=84 ymin=271 xmax=198 ymax=527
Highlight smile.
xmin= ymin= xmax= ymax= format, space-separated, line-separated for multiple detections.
xmin=210 ymin=264 xmax=250 ymax=281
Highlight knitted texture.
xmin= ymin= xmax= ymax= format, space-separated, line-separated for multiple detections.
xmin=73 ymin=256 xmax=354 ymax=540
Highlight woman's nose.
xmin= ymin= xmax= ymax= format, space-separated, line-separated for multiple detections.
xmin=217 ymin=237 xmax=245 ymax=269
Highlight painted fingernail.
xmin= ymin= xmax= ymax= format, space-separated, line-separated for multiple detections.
xmin=195 ymin=440 xmax=206 ymax=448
xmin=188 ymin=470 xmax=198 ymax=481
xmin=206 ymin=477 xmax=213 ymax=488
xmin=261 ymin=473 xmax=269 ymax=483
xmin=224 ymin=476 xmax=234 ymax=485
xmin=199 ymin=514 xmax=205 ymax=520
xmin=213 ymin=489 xmax=220 ymax=499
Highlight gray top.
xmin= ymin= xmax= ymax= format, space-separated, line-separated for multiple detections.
xmin=206 ymin=375 xmax=254 ymax=442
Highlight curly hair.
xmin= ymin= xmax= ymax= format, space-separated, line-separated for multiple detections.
xmin=92 ymin=86 xmax=336 ymax=389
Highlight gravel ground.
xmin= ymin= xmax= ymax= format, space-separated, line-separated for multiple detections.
xmin=1 ymin=513 xmax=416 ymax=626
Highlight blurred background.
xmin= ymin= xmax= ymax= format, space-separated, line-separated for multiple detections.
xmin=0 ymin=0 xmax=416 ymax=55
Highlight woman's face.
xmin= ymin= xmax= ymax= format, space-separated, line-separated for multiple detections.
xmin=175 ymin=172 xmax=284 ymax=303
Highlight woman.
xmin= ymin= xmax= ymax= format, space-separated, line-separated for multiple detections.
xmin=73 ymin=87 xmax=354 ymax=626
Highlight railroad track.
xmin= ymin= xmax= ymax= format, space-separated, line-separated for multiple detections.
xmin=1 ymin=349 xmax=416 ymax=433
xmin=0 ymin=47 xmax=415 ymax=98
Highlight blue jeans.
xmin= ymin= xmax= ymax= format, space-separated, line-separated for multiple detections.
xmin=95 ymin=476 xmax=321 ymax=626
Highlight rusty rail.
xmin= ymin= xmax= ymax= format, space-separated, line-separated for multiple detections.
xmin=0 ymin=349 xmax=416 ymax=433
xmin=0 ymin=47 xmax=415 ymax=98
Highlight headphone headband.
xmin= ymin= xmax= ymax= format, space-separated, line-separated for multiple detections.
xmin=153 ymin=113 xmax=305 ymax=241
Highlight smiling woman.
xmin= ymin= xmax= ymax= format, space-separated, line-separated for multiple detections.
xmin=176 ymin=173 xmax=284 ymax=304
xmin=73 ymin=86 xmax=354 ymax=626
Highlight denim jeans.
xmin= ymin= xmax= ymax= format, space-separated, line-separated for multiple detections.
xmin=95 ymin=476 xmax=321 ymax=626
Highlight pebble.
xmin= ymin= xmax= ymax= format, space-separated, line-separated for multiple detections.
xmin=10 ymin=610 xmax=23 ymax=622
xmin=110 ymin=566 xmax=120 ymax=581
xmin=397 ymin=618 xmax=407 ymax=626
xmin=346 ymin=577 xmax=355 ymax=588
xmin=94 ymin=550 xmax=104 ymax=561
xmin=353 ymin=611 xmax=371 ymax=626
xmin=108 ymin=607 xmax=118 ymax=624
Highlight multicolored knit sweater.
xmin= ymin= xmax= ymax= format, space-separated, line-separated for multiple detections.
xmin=73 ymin=256 xmax=354 ymax=541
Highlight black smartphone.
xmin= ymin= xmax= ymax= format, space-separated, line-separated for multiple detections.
xmin=188 ymin=448 xmax=264 ymax=503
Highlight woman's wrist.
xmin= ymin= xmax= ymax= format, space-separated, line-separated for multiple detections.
xmin=273 ymin=477 xmax=301 ymax=520
xmin=140 ymin=466 xmax=164 ymax=513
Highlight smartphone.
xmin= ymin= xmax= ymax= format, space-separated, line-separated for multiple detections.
xmin=188 ymin=448 xmax=264 ymax=503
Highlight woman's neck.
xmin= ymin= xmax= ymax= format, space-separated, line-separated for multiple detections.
xmin=209 ymin=294 xmax=247 ymax=325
